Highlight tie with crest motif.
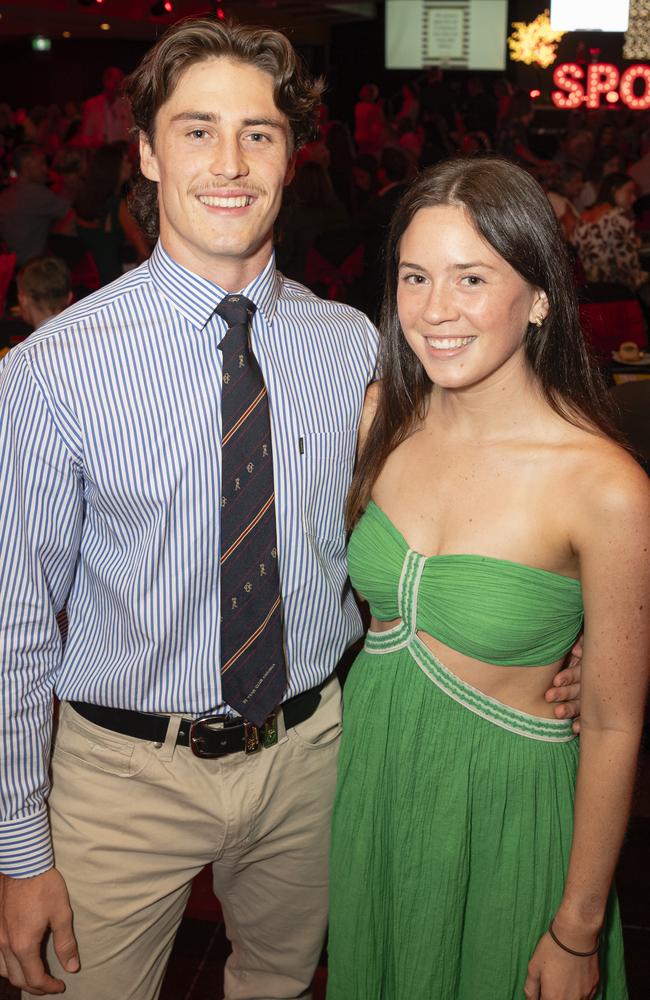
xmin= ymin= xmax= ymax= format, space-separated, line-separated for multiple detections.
xmin=217 ymin=294 xmax=287 ymax=726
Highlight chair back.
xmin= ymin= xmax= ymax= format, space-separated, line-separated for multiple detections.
xmin=579 ymin=296 xmax=647 ymax=360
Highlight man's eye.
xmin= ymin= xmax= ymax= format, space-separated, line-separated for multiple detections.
xmin=189 ymin=129 xmax=207 ymax=140
xmin=248 ymin=133 xmax=270 ymax=142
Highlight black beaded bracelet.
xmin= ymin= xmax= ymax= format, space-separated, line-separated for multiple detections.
xmin=548 ymin=921 xmax=600 ymax=957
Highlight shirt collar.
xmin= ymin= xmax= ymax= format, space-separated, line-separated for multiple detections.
xmin=148 ymin=241 xmax=281 ymax=330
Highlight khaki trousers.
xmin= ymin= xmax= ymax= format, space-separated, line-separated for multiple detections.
xmin=38 ymin=676 xmax=341 ymax=1000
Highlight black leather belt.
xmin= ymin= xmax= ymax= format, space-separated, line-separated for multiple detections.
xmin=69 ymin=680 xmax=328 ymax=759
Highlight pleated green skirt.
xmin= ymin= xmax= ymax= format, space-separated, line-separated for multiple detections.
xmin=327 ymin=635 xmax=628 ymax=999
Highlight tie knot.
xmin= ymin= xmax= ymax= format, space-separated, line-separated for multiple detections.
xmin=216 ymin=294 xmax=256 ymax=329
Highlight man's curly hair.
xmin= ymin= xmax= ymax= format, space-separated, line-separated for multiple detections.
xmin=124 ymin=17 xmax=324 ymax=239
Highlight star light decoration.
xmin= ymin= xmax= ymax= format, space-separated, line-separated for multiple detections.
xmin=508 ymin=9 xmax=565 ymax=70
xmin=624 ymin=0 xmax=650 ymax=61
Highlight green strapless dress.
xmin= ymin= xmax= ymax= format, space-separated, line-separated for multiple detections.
xmin=327 ymin=501 xmax=628 ymax=999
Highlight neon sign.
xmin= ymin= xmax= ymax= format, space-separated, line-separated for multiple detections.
xmin=552 ymin=63 xmax=650 ymax=110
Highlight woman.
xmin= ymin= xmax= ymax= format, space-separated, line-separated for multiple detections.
xmin=327 ymin=157 xmax=649 ymax=999
xmin=573 ymin=172 xmax=648 ymax=298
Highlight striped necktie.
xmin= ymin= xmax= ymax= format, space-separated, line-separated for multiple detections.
xmin=217 ymin=294 xmax=287 ymax=726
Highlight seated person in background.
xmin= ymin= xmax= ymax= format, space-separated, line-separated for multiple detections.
xmin=17 ymin=256 xmax=72 ymax=330
xmin=575 ymin=147 xmax=625 ymax=212
xmin=276 ymin=161 xmax=348 ymax=285
xmin=628 ymin=144 xmax=650 ymax=197
xmin=495 ymin=91 xmax=554 ymax=175
xmin=396 ymin=117 xmax=424 ymax=163
xmin=354 ymin=83 xmax=386 ymax=157
xmin=545 ymin=164 xmax=583 ymax=241
xmin=51 ymin=146 xmax=88 ymax=205
xmin=352 ymin=153 xmax=379 ymax=213
xmin=573 ymin=172 xmax=650 ymax=306
xmin=358 ymin=146 xmax=415 ymax=319
xmin=73 ymin=141 xmax=151 ymax=285
xmin=0 ymin=144 xmax=71 ymax=267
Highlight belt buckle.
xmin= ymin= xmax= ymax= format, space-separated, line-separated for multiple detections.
xmin=243 ymin=711 xmax=279 ymax=753
xmin=189 ymin=712 xmax=278 ymax=758
xmin=189 ymin=714 xmax=234 ymax=759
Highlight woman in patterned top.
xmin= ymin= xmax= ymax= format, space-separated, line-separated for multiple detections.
xmin=573 ymin=173 xmax=648 ymax=302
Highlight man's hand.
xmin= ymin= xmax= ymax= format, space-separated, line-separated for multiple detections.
xmin=0 ymin=869 xmax=79 ymax=996
xmin=545 ymin=635 xmax=583 ymax=734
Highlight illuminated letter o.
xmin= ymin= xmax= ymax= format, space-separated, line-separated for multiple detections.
xmin=620 ymin=65 xmax=650 ymax=111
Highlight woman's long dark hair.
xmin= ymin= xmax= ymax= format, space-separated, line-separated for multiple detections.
xmin=347 ymin=156 xmax=625 ymax=526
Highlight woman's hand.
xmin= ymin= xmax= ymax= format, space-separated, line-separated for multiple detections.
xmin=524 ymin=930 xmax=599 ymax=1000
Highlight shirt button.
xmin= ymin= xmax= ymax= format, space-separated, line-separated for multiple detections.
xmin=153 ymin=742 xmax=163 ymax=749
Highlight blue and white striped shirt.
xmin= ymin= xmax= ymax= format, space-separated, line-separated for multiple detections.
xmin=0 ymin=242 xmax=378 ymax=877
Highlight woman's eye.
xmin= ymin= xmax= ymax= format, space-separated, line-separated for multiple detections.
xmin=462 ymin=274 xmax=484 ymax=286
xmin=403 ymin=273 xmax=426 ymax=285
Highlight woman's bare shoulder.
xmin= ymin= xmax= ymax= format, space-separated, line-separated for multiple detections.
xmin=563 ymin=430 xmax=650 ymax=538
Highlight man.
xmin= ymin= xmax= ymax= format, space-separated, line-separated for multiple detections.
xmin=80 ymin=66 xmax=134 ymax=147
xmin=0 ymin=17 xmax=580 ymax=1000
xmin=0 ymin=145 xmax=71 ymax=266
xmin=16 ymin=256 xmax=73 ymax=330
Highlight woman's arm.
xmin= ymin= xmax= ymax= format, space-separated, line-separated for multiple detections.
xmin=357 ymin=380 xmax=381 ymax=458
xmin=525 ymin=455 xmax=650 ymax=1000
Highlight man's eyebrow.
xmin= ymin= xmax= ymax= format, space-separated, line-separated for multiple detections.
xmin=170 ymin=111 xmax=219 ymax=123
xmin=242 ymin=117 xmax=287 ymax=131
xmin=169 ymin=112 xmax=287 ymax=131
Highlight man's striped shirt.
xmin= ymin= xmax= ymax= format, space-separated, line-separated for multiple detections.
xmin=0 ymin=242 xmax=378 ymax=876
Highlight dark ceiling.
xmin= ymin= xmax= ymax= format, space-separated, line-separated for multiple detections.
xmin=0 ymin=1 xmax=376 ymax=42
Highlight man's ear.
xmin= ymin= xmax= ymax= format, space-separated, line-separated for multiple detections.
xmin=139 ymin=132 xmax=159 ymax=183
xmin=284 ymin=153 xmax=296 ymax=188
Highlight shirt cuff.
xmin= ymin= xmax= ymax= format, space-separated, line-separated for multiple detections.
xmin=0 ymin=810 xmax=53 ymax=878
